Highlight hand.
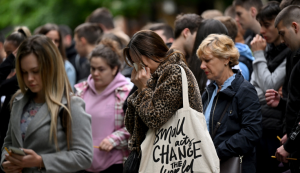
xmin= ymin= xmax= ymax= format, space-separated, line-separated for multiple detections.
xmin=2 ymin=161 xmax=22 ymax=173
xmin=265 ymin=89 xmax=280 ymax=107
xmin=281 ymin=134 xmax=288 ymax=145
xmin=5 ymin=149 xmax=43 ymax=168
xmin=251 ymin=34 xmax=267 ymax=52
xmin=99 ymin=138 xmax=113 ymax=152
xmin=275 ymin=145 xmax=290 ymax=163
xmin=131 ymin=66 xmax=151 ymax=92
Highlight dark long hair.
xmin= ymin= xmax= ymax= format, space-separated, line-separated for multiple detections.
xmin=123 ymin=30 xmax=170 ymax=67
xmin=37 ymin=23 xmax=67 ymax=61
xmin=189 ymin=19 xmax=228 ymax=93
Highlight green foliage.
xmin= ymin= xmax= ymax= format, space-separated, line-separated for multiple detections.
xmin=0 ymin=0 xmax=154 ymax=33
xmin=0 ymin=0 xmax=234 ymax=34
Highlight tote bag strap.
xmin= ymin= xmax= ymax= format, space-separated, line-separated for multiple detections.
xmin=177 ymin=65 xmax=190 ymax=109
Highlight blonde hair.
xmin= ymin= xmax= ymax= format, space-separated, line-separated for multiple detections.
xmin=197 ymin=34 xmax=239 ymax=67
xmin=15 ymin=35 xmax=72 ymax=150
xmin=13 ymin=26 xmax=32 ymax=37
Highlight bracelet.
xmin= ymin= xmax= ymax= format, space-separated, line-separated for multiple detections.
xmin=38 ymin=156 xmax=42 ymax=172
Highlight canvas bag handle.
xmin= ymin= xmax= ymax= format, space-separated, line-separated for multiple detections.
xmin=177 ymin=65 xmax=189 ymax=109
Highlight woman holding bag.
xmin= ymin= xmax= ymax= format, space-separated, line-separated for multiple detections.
xmin=123 ymin=30 xmax=203 ymax=169
xmin=124 ymin=30 xmax=202 ymax=150
xmin=198 ymin=34 xmax=262 ymax=173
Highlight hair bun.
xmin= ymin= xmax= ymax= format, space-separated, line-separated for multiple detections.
xmin=17 ymin=28 xmax=27 ymax=38
xmin=99 ymin=38 xmax=121 ymax=58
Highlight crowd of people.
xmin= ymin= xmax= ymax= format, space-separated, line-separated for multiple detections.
xmin=0 ymin=0 xmax=300 ymax=172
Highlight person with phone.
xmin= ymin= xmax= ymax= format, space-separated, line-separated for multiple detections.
xmin=123 ymin=30 xmax=203 ymax=171
xmin=8 ymin=147 xmax=26 ymax=156
xmin=1 ymin=35 xmax=93 ymax=173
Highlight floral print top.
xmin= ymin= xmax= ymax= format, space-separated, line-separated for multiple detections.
xmin=20 ymin=100 xmax=44 ymax=141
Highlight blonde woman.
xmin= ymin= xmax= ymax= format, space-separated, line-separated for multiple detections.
xmin=1 ymin=35 xmax=93 ymax=173
xmin=198 ymin=34 xmax=262 ymax=173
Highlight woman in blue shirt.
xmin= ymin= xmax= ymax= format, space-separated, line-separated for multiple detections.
xmin=197 ymin=34 xmax=262 ymax=173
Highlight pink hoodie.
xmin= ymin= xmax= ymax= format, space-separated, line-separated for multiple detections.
xmin=83 ymin=73 xmax=129 ymax=172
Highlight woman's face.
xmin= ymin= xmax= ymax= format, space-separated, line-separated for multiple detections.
xmin=20 ymin=53 xmax=43 ymax=95
xmin=46 ymin=30 xmax=60 ymax=48
xmin=129 ymin=51 xmax=160 ymax=74
xmin=90 ymin=57 xmax=117 ymax=90
xmin=200 ymin=52 xmax=229 ymax=81
xmin=4 ymin=41 xmax=17 ymax=56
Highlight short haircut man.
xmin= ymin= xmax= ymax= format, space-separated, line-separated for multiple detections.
xmin=147 ymin=23 xmax=174 ymax=44
xmin=275 ymin=5 xmax=300 ymax=29
xmin=86 ymin=7 xmax=114 ymax=32
xmin=234 ymin=0 xmax=263 ymax=34
xmin=75 ymin=23 xmax=103 ymax=45
xmin=272 ymin=5 xmax=300 ymax=171
xmin=173 ymin=14 xmax=202 ymax=39
xmin=170 ymin=14 xmax=202 ymax=58
xmin=274 ymin=5 xmax=300 ymax=51
xmin=74 ymin=23 xmax=103 ymax=57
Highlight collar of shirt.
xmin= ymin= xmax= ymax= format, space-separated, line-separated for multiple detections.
xmin=213 ymin=73 xmax=236 ymax=92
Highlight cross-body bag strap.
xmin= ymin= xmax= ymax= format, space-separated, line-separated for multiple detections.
xmin=211 ymin=100 xmax=232 ymax=140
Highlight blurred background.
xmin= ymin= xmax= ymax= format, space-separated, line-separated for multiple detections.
xmin=0 ymin=0 xmax=274 ymax=37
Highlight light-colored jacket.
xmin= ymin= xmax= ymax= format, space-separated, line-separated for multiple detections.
xmin=1 ymin=92 xmax=93 ymax=173
xmin=251 ymin=50 xmax=286 ymax=101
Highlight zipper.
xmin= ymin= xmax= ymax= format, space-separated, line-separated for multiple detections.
xmin=211 ymin=93 xmax=220 ymax=132
xmin=239 ymin=155 xmax=243 ymax=163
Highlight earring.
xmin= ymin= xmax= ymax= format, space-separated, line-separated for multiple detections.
xmin=225 ymin=64 xmax=227 ymax=66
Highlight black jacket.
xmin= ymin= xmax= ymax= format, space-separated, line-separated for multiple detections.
xmin=278 ymin=50 xmax=300 ymax=135
xmin=66 ymin=41 xmax=77 ymax=65
xmin=283 ymin=50 xmax=300 ymax=153
xmin=0 ymin=76 xmax=19 ymax=149
xmin=202 ymin=70 xmax=262 ymax=173
xmin=0 ymin=54 xmax=15 ymax=85
xmin=0 ymin=53 xmax=18 ymax=169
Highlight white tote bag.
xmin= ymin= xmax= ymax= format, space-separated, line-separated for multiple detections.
xmin=139 ymin=65 xmax=220 ymax=173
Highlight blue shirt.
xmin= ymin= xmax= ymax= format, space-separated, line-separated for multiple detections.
xmin=239 ymin=62 xmax=250 ymax=81
xmin=65 ymin=60 xmax=76 ymax=90
xmin=204 ymin=74 xmax=236 ymax=132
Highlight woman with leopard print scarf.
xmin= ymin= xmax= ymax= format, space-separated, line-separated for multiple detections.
xmin=123 ymin=30 xmax=203 ymax=155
